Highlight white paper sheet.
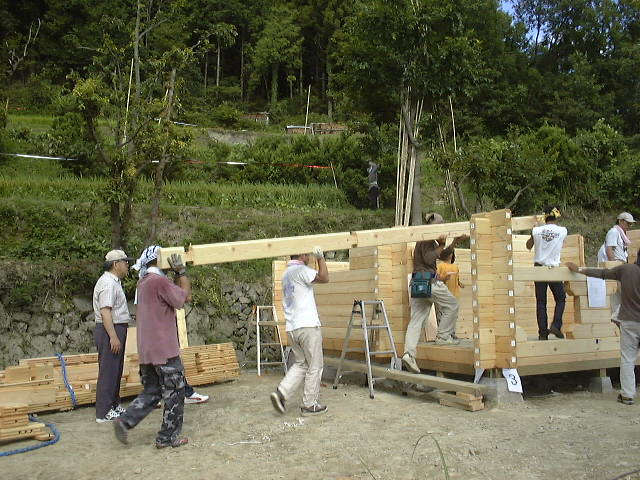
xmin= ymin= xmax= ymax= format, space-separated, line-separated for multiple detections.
xmin=587 ymin=277 xmax=607 ymax=308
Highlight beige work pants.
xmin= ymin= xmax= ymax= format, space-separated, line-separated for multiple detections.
xmin=404 ymin=281 xmax=459 ymax=358
xmin=277 ymin=326 xmax=324 ymax=408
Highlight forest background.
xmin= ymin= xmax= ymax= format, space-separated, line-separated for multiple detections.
xmin=0 ymin=0 xmax=639 ymax=327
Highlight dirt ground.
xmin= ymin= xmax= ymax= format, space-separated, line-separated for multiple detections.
xmin=2 ymin=370 xmax=640 ymax=480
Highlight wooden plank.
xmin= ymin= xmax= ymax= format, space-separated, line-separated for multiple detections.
xmin=314 ymin=280 xmax=378 ymax=294
xmin=438 ymin=397 xmax=484 ymax=412
xmin=574 ymin=308 xmax=613 ymax=324
xmin=161 ymin=232 xmax=356 ymax=267
xmin=565 ymin=280 xmax=617 ymax=297
xmin=0 ymin=386 xmax=57 ymax=405
xmin=566 ymin=323 xmax=619 ymax=339
xmin=354 ymin=222 xmax=470 ymax=247
xmin=349 ymin=257 xmax=377 ymax=270
xmin=513 ymin=266 xmax=584 ymax=282
xmin=511 ymin=216 xmax=539 ymax=231
xmin=325 ymin=357 xmax=486 ymax=395
xmin=177 ymin=308 xmax=188 ymax=349
xmin=349 ymin=247 xmax=379 ymax=258
xmin=3 ymin=365 xmax=54 ymax=383
xmin=516 ymin=337 xmax=619 ymax=358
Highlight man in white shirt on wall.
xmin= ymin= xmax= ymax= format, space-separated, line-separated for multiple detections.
xmin=270 ymin=246 xmax=329 ymax=416
xmin=597 ymin=212 xmax=636 ymax=323
xmin=526 ymin=205 xmax=568 ymax=340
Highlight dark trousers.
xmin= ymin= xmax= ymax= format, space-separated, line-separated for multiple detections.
xmin=94 ymin=323 xmax=128 ymax=419
xmin=368 ymin=186 xmax=380 ymax=210
xmin=120 ymin=356 xmax=186 ymax=444
xmin=534 ymin=281 xmax=566 ymax=335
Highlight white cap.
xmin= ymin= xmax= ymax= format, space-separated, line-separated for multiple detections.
xmin=617 ymin=212 xmax=636 ymax=223
xmin=105 ymin=249 xmax=133 ymax=262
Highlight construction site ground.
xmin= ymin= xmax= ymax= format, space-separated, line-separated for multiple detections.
xmin=2 ymin=370 xmax=639 ymax=480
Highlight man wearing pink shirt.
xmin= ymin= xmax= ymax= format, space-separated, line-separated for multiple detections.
xmin=113 ymin=245 xmax=191 ymax=449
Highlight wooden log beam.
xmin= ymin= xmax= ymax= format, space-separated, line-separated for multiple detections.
xmin=513 ymin=266 xmax=584 ymax=282
xmin=157 ymin=215 xmax=542 ymax=267
xmin=511 ymin=215 xmax=538 ymax=231
xmin=324 ymin=357 xmax=487 ymax=396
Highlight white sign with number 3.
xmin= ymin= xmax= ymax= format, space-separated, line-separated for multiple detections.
xmin=502 ymin=368 xmax=523 ymax=393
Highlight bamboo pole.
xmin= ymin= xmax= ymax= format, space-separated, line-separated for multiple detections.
xmin=304 ymin=85 xmax=311 ymax=134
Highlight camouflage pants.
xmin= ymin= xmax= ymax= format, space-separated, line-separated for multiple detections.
xmin=120 ymin=356 xmax=186 ymax=444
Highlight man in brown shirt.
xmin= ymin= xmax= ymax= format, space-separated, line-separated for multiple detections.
xmin=402 ymin=213 xmax=468 ymax=373
xmin=567 ymin=251 xmax=640 ymax=405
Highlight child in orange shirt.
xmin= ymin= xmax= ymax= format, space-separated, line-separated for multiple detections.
xmin=436 ymin=251 xmax=464 ymax=297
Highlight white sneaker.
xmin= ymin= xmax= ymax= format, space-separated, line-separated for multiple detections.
xmin=185 ymin=392 xmax=209 ymax=404
xmin=114 ymin=404 xmax=126 ymax=415
xmin=96 ymin=408 xmax=120 ymax=423
xmin=435 ymin=336 xmax=461 ymax=346
xmin=401 ymin=353 xmax=420 ymax=374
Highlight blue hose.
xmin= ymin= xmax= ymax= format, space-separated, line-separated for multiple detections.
xmin=55 ymin=353 xmax=77 ymax=408
xmin=0 ymin=415 xmax=60 ymax=456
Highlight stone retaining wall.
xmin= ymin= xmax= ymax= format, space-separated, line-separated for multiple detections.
xmin=0 ymin=281 xmax=279 ymax=370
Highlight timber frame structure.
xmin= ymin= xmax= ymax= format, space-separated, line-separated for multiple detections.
xmin=160 ymin=209 xmax=640 ymax=377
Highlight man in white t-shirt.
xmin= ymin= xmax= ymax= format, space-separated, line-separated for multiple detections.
xmin=597 ymin=212 xmax=636 ymax=263
xmin=526 ymin=205 xmax=568 ymax=340
xmin=270 ymin=246 xmax=329 ymax=416
xmin=597 ymin=212 xmax=636 ymax=323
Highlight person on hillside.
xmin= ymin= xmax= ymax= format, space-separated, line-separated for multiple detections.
xmin=597 ymin=212 xmax=636 ymax=324
xmin=567 ymin=251 xmax=640 ymax=405
xmin=367 ymin=161 xmax=380 ymax=210
xmin=93 ymin=249 xmax=134 ymax=423
xmin=270 ymin=246 xmax=329 ymax=416
xmin=526 ymin=205 xmax=568 ymax=340
xmin=402 ymin=213 xmax=469 ymax=374
xmin=113 ymin=245 xmax=192 ymax=448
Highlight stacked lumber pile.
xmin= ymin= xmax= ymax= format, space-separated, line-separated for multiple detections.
xmin=0 ymin=343 xmax=240 ymax=416
xmin=0 ymin=404 xmax=52 ymax=443
xmin=434 ymin=391 xmax=485 ymax=412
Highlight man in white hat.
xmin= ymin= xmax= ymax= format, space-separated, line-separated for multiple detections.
xmin=93 ymin=249 xmax=134 ymax=423
xmin=597 ymin=212 xmax=636 ymax=323
xmin=598 ymin=212 xmax=636 ymax=264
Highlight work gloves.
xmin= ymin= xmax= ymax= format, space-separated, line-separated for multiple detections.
xmin=168 ymin=253 xmax=186 ymax=276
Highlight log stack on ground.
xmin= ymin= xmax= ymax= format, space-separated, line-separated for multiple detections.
xmin=0 ymin=342 xmax=240 ymax=439
xmin=0 ymin=404 xmax=53 ymax=443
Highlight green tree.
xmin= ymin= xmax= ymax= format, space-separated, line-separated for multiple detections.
xmin=335 ymin=0 xmax=489 ymax=224
xmin=250 ymin=4 xmax=303 ymax=106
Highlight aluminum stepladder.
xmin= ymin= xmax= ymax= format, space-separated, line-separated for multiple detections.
xmin=254 ymin=305 xmax=289 ymax=376
xmin=332 ymin=299 xmax=400 ymax=398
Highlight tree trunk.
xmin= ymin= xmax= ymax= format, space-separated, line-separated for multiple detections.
xmin=299 ymin=56 xmax=303 ymax=97
xmin=401 ymin=97 xmax=424 ymax=226
xmin=326 ymin=55 xmax=333 ymax=120
xmin=204 ymin=53 xmax=208 ymax=92
xmin=240 ymin=33 xmax=244 ymax=102
xmin=410 ymin=148 xmax=423 ymax=225
xmin=271 ymin=63 xmax=279 ymax=106
xmin=110 ymin=201 xmax=122 ymax=249
xmin=134 ymin=0 xmax=141 ymax=102
xmin=216 ymin=37 xmax=221 ymax=87
xmin=147 ymin=68 xmax=177 ymax=244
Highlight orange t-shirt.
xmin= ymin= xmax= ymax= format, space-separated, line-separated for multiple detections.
xmin=436 ymin=262 xmax=461 ymax=297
